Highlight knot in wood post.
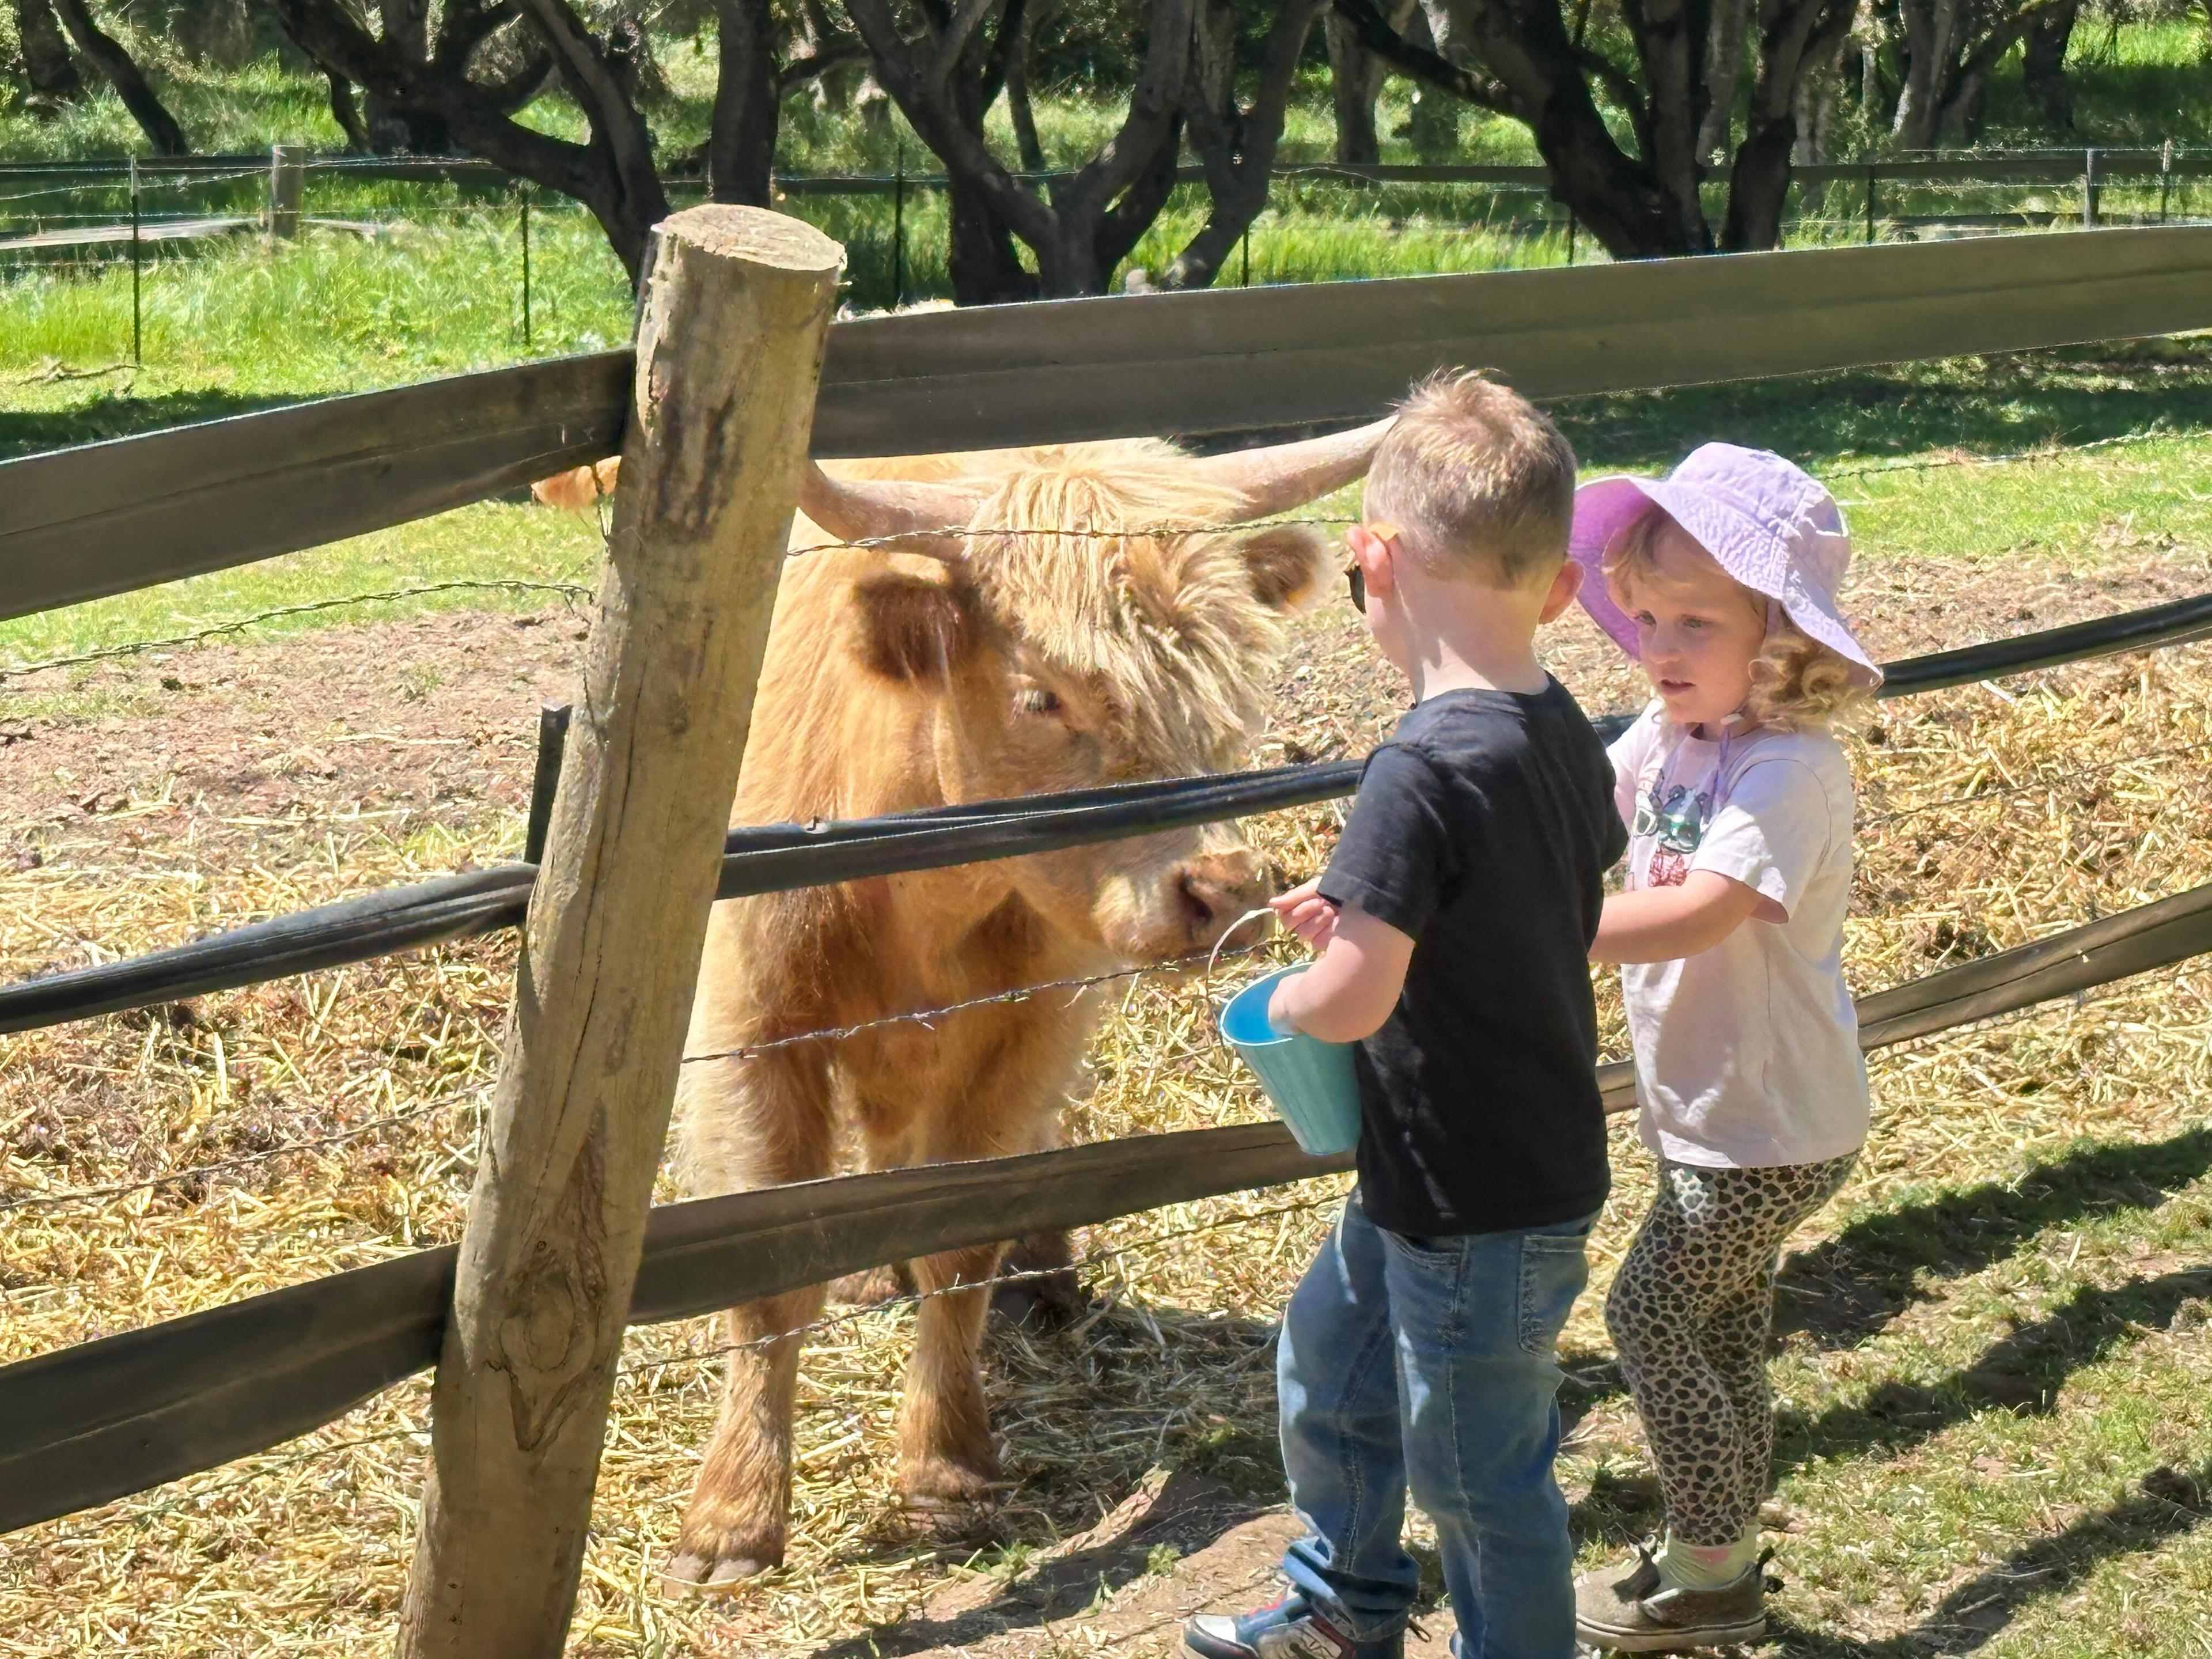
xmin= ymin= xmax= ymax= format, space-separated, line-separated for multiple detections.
xmin=398 ymin=205 xmax=842 ymax=1659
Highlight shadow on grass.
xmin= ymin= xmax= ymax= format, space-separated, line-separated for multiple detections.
xmin=1774 ymin=1128 xmax=2212 ymax=1351
xmin=0 ymin=387 xmax=320 ymax=460
xmin=1549 ymin=336 xmax=2212 ymax=472
xmin=1767 ymin=1456 xmax=2212 ymax=1656
xmin=1778 ymin=1264 xmax=2212 ymax=1478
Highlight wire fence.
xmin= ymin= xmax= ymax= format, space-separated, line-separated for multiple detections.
xmin=11 ymin=145 xmax=2212 ymax=369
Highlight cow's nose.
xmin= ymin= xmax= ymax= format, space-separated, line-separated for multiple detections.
xmin=1177 ymin=853 xmax=1271 ymax=938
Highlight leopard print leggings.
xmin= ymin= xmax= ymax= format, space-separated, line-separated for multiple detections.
xmin=1604 ymin=1154 xmax=1858 ymax=1546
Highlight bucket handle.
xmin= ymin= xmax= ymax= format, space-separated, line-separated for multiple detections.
xmin=1206 ymin=906 xmax=1278 ymax=978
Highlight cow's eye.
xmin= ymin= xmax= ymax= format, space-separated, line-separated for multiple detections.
xmin=1018 ymin=687 xmax=1063 ymax=717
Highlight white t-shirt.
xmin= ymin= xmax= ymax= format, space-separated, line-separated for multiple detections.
xmin=1607 ymin=703 xmax=1869 ymax=1169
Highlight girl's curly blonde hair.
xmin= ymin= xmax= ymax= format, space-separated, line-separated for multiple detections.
xmin=1603 ymin=502 xmax=1868 ymax=734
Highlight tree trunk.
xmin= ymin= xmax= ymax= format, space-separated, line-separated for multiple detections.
xmin=1325 ymin=6 xmax=1388 ymax=164
xmin=1006 ymin=0 xmax=1052 ymax=173
xmin=396 ymin=206 xmax=841 ymax=1659
xmin=1697 ymin=0 xmax=1749 ymax=160
xmin=2021 ymin=0 xmax=2074 ymax=131
xmin=1406 ymin=82 xmax=1457 ymax=156
xmin=710 ymin=0 xmax=779 ymax=204
xmin=848 ymin=0 xmax=1194 ymax=302
xmin=364 ymin=86 xmax=451 ymax=152
xmin=1094 ymin=115 xmax=1183 ymax=276
xmin=1632 ymin=0 xmax=1717 ymax=240
xmin=1890 ymin=0 xmax=1959 ymax=147
xmin=1720 ymin=0 xmax=1853 ymax=249
xmin=325 ymin=68 xmax=372 ymax=148
xmin=49 ymin=0 xmax=188 ymax=153
xmin=15 ymin=0 xmax=85 ymax=104
xmin=947 ymin=173 xmax=1040 ymax=303
xmin=1169 ymin=0 xmax=1330 ymax=289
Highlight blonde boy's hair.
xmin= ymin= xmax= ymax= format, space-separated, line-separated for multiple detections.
xmin=1603 ymin=503 xmax=1866 ymax=733
xmin=1365 ymin=370 xmax=1577 ymax=588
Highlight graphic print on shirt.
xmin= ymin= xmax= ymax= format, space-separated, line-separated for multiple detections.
xmin=1633 ymin=773 xmax=1710 ymax=889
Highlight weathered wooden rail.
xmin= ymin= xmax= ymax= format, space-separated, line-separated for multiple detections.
xmin=6 ymin=220 xmax=2212 ymax=1650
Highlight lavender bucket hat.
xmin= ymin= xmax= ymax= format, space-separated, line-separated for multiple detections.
xmin=1568 ymin=443 xmax=1883 ymax=690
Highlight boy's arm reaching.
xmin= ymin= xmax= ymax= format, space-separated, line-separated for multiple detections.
xmin=1267 ymin=903 xmax=1415 ymax=1043
xmin=1592 ymin=872 xmax=1778 ymax=964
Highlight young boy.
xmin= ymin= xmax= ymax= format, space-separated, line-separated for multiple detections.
xmin=1185 ymin=373 xmax=1626 ymax=1659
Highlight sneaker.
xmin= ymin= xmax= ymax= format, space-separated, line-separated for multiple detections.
xmin=1574 ymin=1543 xmax=1766 ymax=1653
xmin=1185 ymin=1593 xmax=1404 ymax=1659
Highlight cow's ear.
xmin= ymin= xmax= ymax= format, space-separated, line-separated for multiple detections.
xmin=852 ymin=573 xmax=976 ymax=682
xmin=1238 ymin=523 xmax=1332 ymax=614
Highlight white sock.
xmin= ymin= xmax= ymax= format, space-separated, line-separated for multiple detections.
xmin=1656 ymin=1528 xmax=1759 ymax=1590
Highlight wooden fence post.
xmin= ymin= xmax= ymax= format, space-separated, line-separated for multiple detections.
xmin=396 ymin=205 xmax=843 ymax=1659
xmin=268 ymin=144 xmax=303 ymax=240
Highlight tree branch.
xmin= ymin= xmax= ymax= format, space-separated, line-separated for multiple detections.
xmin=929 ymin=0 xmax=1001 ymax=84
xmin=48 ymin=0 xmax=188 ymax=153
xmin=1328 ymin=0 xmax=1512 ymax=112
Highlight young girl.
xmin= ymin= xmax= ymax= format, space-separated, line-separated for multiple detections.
xmin=1567 ymin=445 xmax=1878 ymax=1653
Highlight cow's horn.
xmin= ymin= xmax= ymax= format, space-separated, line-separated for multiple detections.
xmin=798 ymin=463 xmax=983 ymax=560
xmin=1188 ymin=415 xmax=1396 ymax=520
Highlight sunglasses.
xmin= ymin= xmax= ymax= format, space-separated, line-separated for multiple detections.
xmin=1343 ymin=522 xmax=1399 ymax=613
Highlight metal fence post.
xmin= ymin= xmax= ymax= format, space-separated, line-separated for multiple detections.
xmin=1865 ymin=164 xmax=1878 ymax=244
xmin=891 ymin=144 xmax=906 ymax=309
xmin=2161 ymin=139 xmax=2173 ymax=225
xmin=523 ymin=701 xmax=570 ymax=865
xmin=395 ymin=206 xmax=842 ymax=1659
xmin=519 ymin=190 xmax=532 ymax=348
xmin=1566 ymin=209 xmax=1577 ymax=265
xmin=2083 ymin=147 xmax=2100 ymax=229
xmin=128 ymin=154 xmax=141 ymax=366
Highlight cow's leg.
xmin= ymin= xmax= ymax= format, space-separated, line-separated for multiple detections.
xmin=667 ymin=1047 xmax=832 ymax=1592
xmin=994 ymin=1229 xmax=1085 ymax=1327
xmin=899 ymin=1234 xmax=1007 ymax=1522
xmin=891 ymin=1097 xmax=1017 ymax=1524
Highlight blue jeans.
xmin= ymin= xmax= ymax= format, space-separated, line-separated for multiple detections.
xmin=1277 ymin=1192 xmax=1595 ymax=1659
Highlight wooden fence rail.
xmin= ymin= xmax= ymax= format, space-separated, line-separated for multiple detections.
xmin=4 ymin=873 xmax=2210 ymax=1537
xmin=7 ymin=225 xmax=2212 ymax=623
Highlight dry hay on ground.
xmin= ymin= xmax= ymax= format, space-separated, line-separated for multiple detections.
xmin=1 ymin=540 xmax=2211 ymax=1654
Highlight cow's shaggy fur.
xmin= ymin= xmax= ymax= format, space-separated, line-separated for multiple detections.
xmin=540 ymin=429 xmax=1373 ymax=1592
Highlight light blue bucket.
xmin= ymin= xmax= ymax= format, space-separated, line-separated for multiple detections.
xmin=1219 ymin=967 xmax=1362 ymax=1156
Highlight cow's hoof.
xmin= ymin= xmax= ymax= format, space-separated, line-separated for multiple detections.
xmin=831 ymin=1262 xmax=911 ymax=1306
xmin=992 ymin=1267 xmax=1086 ymax=1328
xmin=663 ymin=1546 xmax=779 ymax=1595
xmin=897 ymin=1488 xmax=999 ymax=1542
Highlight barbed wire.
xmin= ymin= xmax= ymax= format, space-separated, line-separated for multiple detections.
xmin=679 ymin=941 xmax=1270 ymax=1067
xmin=1859 ymin=734 xmax=2212 ymax=830
xmin=0 ymin=579 xmax=594 ymax=683
xmin=26 ymin=1425 xmax=426 ymax=1552
xmin=617 ymin=1188 xmax=1345 ymax=1380
xmin=0 ymin=1097 xmax=468 ymax=1217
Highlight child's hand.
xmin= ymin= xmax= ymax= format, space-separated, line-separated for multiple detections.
xmin=1270 ymin=876 xmax=1341 ymax=953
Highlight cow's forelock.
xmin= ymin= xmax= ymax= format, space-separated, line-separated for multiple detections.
xmin=961 ymin=445 xmax=1308 ymax=774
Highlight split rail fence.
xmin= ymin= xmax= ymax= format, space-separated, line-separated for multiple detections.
xmin=7 ymin=215 xmax=2212 ymax=1646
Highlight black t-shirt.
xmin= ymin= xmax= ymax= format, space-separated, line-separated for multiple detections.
xmin=1317 ymin=681 xmax=1627 ymax=1236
